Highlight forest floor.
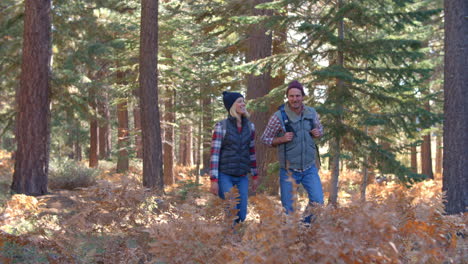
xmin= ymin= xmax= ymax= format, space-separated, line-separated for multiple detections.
xmin=0 ymin=150 xmax=466 ymax=264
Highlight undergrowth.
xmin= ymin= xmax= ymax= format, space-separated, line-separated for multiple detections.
xmin=48 ymin=159 xmax=99 ymax=190
xmin=0 ymin=151 xmax=466 ymax=263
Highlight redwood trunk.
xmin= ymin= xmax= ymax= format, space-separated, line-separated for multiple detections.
xmin=139 ymin=0 xmax=164 ymax=189
xmin=245 ymin=0 xmax=273 ymax=194
xmin=11 ymin=0 xmax=51 ymax=196
xmin=442 ymin=0 xmax=468 ymax=215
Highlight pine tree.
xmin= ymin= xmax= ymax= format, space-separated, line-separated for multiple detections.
xmin=140 ymin=0 xmax=164 ymax=189
xmin=11 ymin=0 xmax=52 ymax=196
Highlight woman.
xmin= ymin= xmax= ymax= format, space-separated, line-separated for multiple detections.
xmin=209 ymin=91 xmax=259 ymax=223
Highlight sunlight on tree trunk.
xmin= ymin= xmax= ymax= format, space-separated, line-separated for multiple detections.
xmin=11 ymin=0 xmax=51 ymax=196
xmin=139 ymin=0 xmax=163 ymax=190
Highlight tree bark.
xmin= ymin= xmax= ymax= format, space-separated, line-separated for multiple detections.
xmin=328 ymin=0 xmax=345 ymax=206
xmin=201 ymin=96 xmax=212 ymax=175
xmin=442 ymin=0 xmax=468 ymax=214
xmin=133 ymin=106 xmax=143 ymax=159
xmin=245 ymin=0 xmax=273 ymax=194
xmin=133 ymin=86 xmax=143 ymax=159
xmin=116 ymin=99 xmax=129 ymax=172
xmin=410 ymin=144 xmax=418 ymax=173
xmin=11 ymin=0 xmax=51 ymax=196
xmin=435 ymin=133 xmax=442 ymax=176
xmin=98 ymin=87 xmax=111 ymax=160
xmin=421 ymin=102 xmax=433 ymax=179
xmin=88 ymin=88 xmax=99 ymax=168
xmin=179 ymin=124 xmax=193 ymax=166
xmin=163 ymin=89 xmax=175 ymax=185
xmin=139 ymin=0 xmax=164 ymax=190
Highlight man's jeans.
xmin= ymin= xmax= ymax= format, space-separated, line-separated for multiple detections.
xmin=280 ymin=165 xmax=324 ymax=215
xmin=218 ymin=172 xmax=249 ymax=222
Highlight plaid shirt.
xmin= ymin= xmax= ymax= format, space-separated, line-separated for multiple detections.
xmin=209 ymin=121 xmax=258 ymax=182
xmin=261 ymin=106 xmax=324 ymax=146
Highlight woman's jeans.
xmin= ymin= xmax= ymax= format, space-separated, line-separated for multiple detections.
xmin=280 ymin=165 xmax=324 ymax=216
xmin=218 ymin=172 xmax=249 ymax=223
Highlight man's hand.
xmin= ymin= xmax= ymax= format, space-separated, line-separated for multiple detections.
xmin=310 ymin=128 xmax=321 ymax=138
xmin=283 ymin=132 xmax=294 ymax=143
xmin=252 ymin=178 xmax=259 ymax=192
xmin=210 ymin=181 xmax=219 ymax=196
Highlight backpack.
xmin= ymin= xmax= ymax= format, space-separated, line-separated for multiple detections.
xmin=278 ymin=104 xmax=321 ymax=167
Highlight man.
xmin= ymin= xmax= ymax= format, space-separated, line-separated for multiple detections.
xmin=261 ymin=80 xmax=324 ymax=222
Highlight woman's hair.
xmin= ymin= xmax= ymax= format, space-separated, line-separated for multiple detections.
xmin=229 ymin=97 xmax=250 ymax=121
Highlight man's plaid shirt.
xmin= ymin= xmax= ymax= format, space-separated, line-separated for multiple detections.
xmin=261 ymin=106 xmax=324 ymax=146
xmin=209 ymin=121 xmax=258 ymax=182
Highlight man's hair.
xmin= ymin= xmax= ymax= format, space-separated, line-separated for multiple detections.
xmin=286 ymin=80 xmax=305 ymax=96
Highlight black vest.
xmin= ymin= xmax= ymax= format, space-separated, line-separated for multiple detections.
xmin=219 ymin=116 xmax=251 ymax=177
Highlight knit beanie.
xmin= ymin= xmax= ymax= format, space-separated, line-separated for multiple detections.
xmin=286 ymin=80 xmax=305 ymax=96
xmin=222 ymin=91 xmax=244 ymax=112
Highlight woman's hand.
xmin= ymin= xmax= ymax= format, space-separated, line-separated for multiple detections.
xmin=210 ymin=181 xmax=219 ymax=196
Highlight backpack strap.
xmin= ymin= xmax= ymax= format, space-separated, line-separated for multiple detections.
xmin=278 ymin=104 xmax=294 ymax=133
xmin=220 ymin=119 xmax=227 ymax=139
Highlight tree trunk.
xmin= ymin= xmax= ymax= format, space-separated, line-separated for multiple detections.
xmin=74 ymin=140 xmax=82 ymax=161
xmin=328 ymin=137 xmax=341 ymax=206
xmin=360 ymin=126 xmax=369 ymax=201
xmin=411 ymin=144 xmax=418 ymax=173
xmin=163 ymin=89 xmax=175 ymax=185
xmin=435 ymin=133 xmax=442 ymax=176
xmin=116 ymin=100 xmax=129 ymax=173
xmin=139 ymin=0 xmax=164 ymax=190
xmin=328 ymin=0 xmax=345 ymax=206
xmin=421 ymin=102 xmax=433 ymax=179
xmin=11 ymin=0 xmax=51 ymax=196
xmin=201 ymin=96 xmax=212 ymax=175
xmin=133 ymin=86 xmax=143 ymax=159
xmin=196 ymin=112 xmax=202 ymax=184
xmin=88 ymin=87 xmax=99 ymax=168
xmin=133 ymin=106 xmax=143 ymax=159
xmin=442 ymin=0 xmax=468 ymax=215
xmin=179 ymin=124 xmax=193 ymax=166
xmin=245 ymin=0 xmax=273 ymax=194
xmin=98 ymin=88 xmax=111 ymax=160
xmin=261 ymin=21 xmax=287 ymax=196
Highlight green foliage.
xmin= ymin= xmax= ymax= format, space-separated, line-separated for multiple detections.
xmin=48 ymin=159 xmax=99 ymax=190
xmin=175 ymin=180 xmax=203 ymax=201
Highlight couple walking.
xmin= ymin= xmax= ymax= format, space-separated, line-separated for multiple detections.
xmin=209 ymin=80 xmax=324 ymax=223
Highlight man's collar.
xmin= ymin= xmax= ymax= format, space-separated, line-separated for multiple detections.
xmin=285 ymin=103 xmax=304 ymax=114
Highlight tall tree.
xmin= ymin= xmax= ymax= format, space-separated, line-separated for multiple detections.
xmin=116 ymin=98 xmax=130 ymax=173
xmin=88 ymin=86 xmax=99 ymax=168
xmin=11 ymin=0 xmax=51 ymax=195
xmin=139 ymin=0 xmax=164 ymax=189
xmin=98 ymin=86 xmax=111 ymax=160
xmin=245 ymin=0 xmax=273 ymax=193
xmin=420 ymin=106 xmax=434 ymax=179
xmin=163 ymin=89 xmax=175 ymax=185
xmin=442 ymin=0 xmax=467 ymax=215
